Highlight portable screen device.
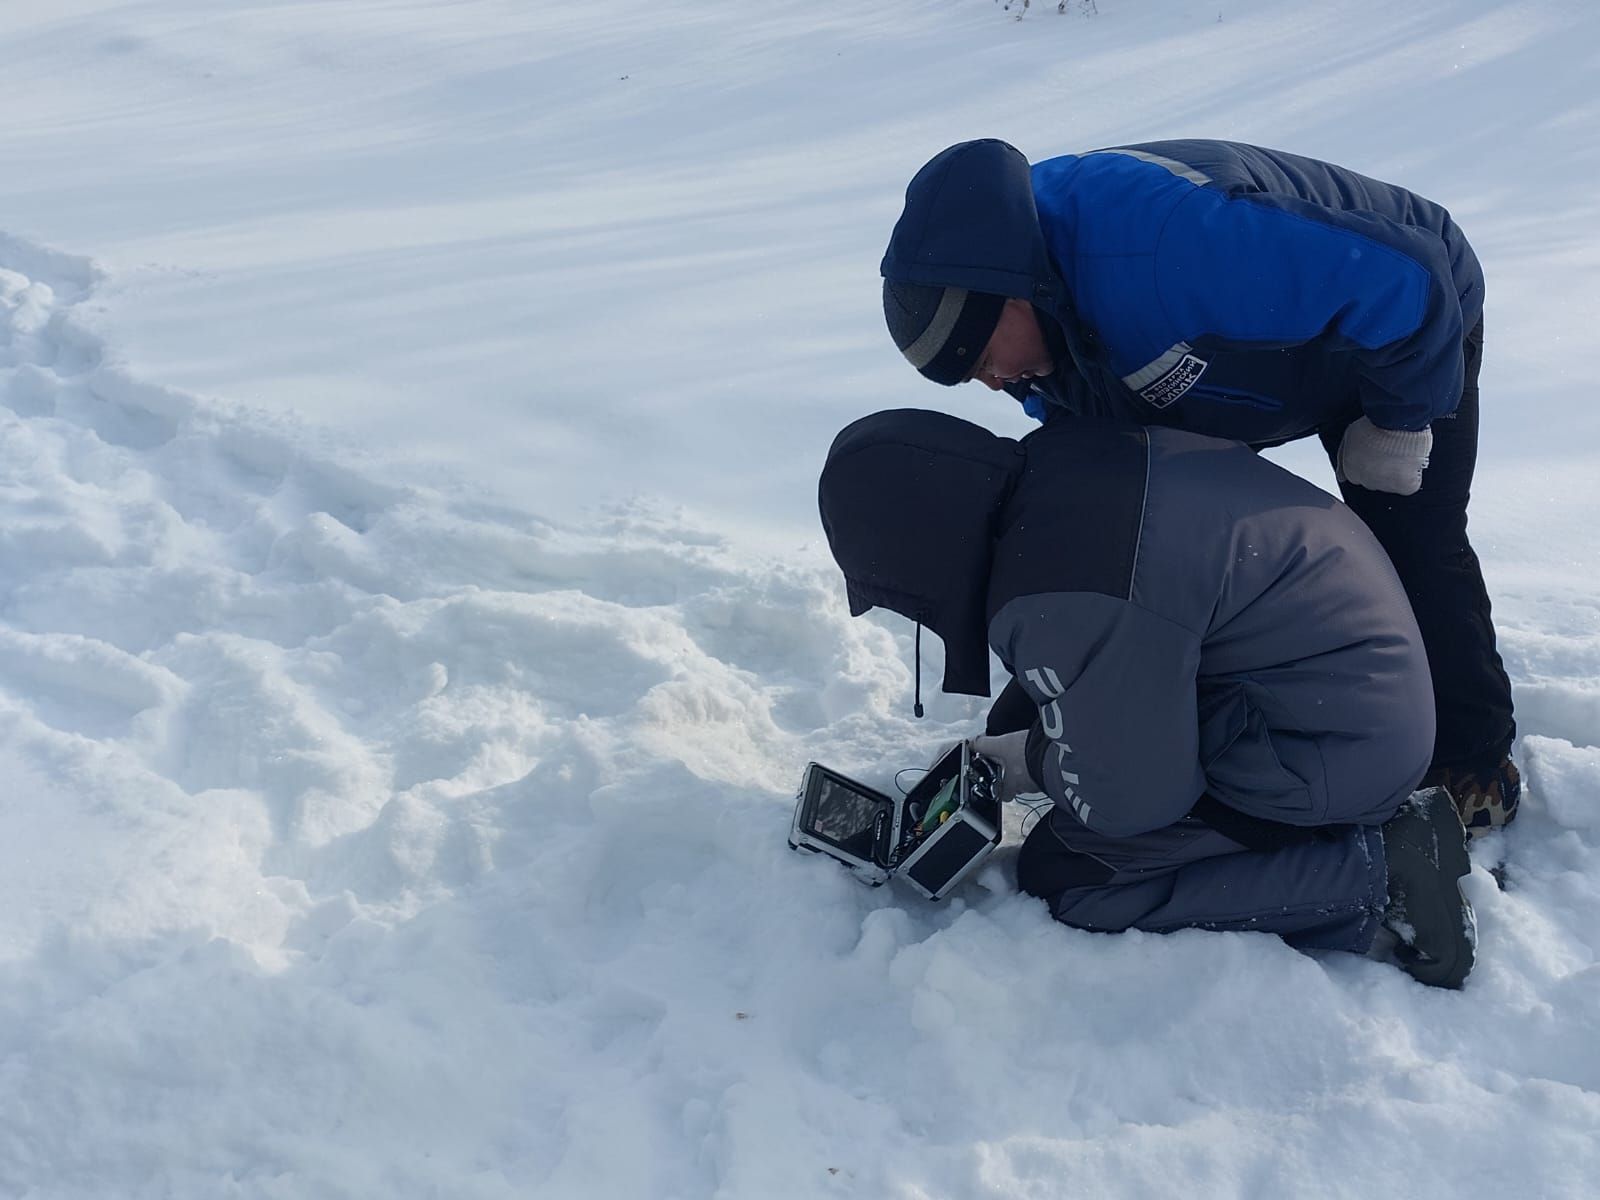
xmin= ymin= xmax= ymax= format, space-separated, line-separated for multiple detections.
xmin=788 ymin=741 xmax=1003 ymax=900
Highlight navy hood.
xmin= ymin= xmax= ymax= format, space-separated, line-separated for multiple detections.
xmin=817 ymin=409 xmax=1022 ymax=697
xmin=880 ymin=139 xmax=1061 ymax=306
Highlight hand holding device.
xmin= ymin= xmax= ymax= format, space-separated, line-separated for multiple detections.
xmin=970 ymin=730 xmax=1043 ymax=805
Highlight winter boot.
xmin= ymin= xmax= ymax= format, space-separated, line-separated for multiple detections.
xmin=1376 ymin=786 xmax=1476 ymax=989
xmin=1422 ymin=755 xmax=1521 ymax=838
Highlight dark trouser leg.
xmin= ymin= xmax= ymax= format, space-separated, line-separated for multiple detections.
xmin=1318 ymin=321 xmax=1515 ymax=772
xmin=1016 ymin=804 xmax=1387 ymax=953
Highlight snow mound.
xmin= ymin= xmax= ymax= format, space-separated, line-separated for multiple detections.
xmin=3 ymin=236 xmax=1599 ymax=1197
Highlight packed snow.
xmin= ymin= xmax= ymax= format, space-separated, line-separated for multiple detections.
xmin=1 ymin=1 xmax=1598 ymax=1196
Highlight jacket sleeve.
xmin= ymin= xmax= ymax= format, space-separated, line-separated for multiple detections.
xmin=1156 ymin=189 xmax=1467 ymax=430
xmin=997 ymin=591 xmax=1207 ymax=838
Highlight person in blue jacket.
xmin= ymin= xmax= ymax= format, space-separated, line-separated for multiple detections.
xmin=879 ymin=138 xmax=1517 ymax=835
xmin=819 ymin=407 xmax=1477 ymax=987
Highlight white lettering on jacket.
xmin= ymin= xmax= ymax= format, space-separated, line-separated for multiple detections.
xmin=1025 ymin=666 xmax=1093 ymax=824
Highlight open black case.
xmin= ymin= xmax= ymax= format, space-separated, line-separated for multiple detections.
xmin=788 ymin=741 xmax=1003 ymax=900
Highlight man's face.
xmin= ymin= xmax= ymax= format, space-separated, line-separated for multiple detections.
xmin=970 ymin=299 xmax=1054 ymax=391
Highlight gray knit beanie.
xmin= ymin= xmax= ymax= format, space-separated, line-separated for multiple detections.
xmin=883 ymin=280 xmax=1006 ymax=386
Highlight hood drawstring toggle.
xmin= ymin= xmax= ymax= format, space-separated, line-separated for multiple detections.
xmin=913 ymin=621 xmax=925 ymax=719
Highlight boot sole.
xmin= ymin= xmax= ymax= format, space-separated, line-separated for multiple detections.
xmin=1398 ymin=791 xmax=1477 ymax=990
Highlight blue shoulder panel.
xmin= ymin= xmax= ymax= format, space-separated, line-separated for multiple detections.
xmin=1031 ymin=154 xmax=1190 ymax=376
xmin=1156 ymin=188 xmax=1431 ymax=350
xmin=1031 ymin=149 xmax=1461 ymax=427
xmin=1036 ymin=152 xmax=1432 ymax=367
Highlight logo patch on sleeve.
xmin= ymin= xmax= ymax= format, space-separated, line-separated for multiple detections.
xmin=1138 ymin=353 xmax=1209 ymax=409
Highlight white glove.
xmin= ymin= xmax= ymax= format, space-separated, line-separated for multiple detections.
xmin=1336 ymin=417 xmax=1432 ymax=496
xmin=970 ymin=731 xmax=1043 ymax=804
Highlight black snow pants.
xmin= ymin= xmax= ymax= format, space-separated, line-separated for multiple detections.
xmin=1316 ymin=319 xmax=1515 ymax=774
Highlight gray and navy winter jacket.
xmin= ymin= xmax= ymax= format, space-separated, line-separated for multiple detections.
xmin=881 ymin=140 xmax=1483 ymax=446
xmin=819 ymin=409 xmax=1435 ymax=839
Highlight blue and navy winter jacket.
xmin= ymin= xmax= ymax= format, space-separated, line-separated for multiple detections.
xmin=881 ymin=140 xmax=1483 ymax=445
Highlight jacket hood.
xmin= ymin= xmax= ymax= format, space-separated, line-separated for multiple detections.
xmin=817 ymin=409 xmax=1022 ymax=697
xmin=880 ymin=139 xmax=1061 ymax=305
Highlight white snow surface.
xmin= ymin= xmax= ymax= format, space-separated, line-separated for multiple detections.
xmin=1 ymin=1 xmax=1599 ymax=1196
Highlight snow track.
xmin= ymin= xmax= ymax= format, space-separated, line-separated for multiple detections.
xmin=3 ymin=230 xmax=1599 ymax=1192
xmin=0 ymin=236 xmax=919 ymax=1196
xmin=2 ymin=0 xmax=1598 ymax=1190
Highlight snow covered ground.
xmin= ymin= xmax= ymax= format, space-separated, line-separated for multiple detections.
xmin=1 ymin=1 xmax=1598 ymax=1196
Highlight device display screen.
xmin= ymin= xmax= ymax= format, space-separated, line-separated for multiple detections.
xmin=804 ymin=774 xmax=885 ymax=860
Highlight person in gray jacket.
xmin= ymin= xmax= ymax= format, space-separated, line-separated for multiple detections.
xmin=818 ymin=408 xmax=1478 ymax=987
